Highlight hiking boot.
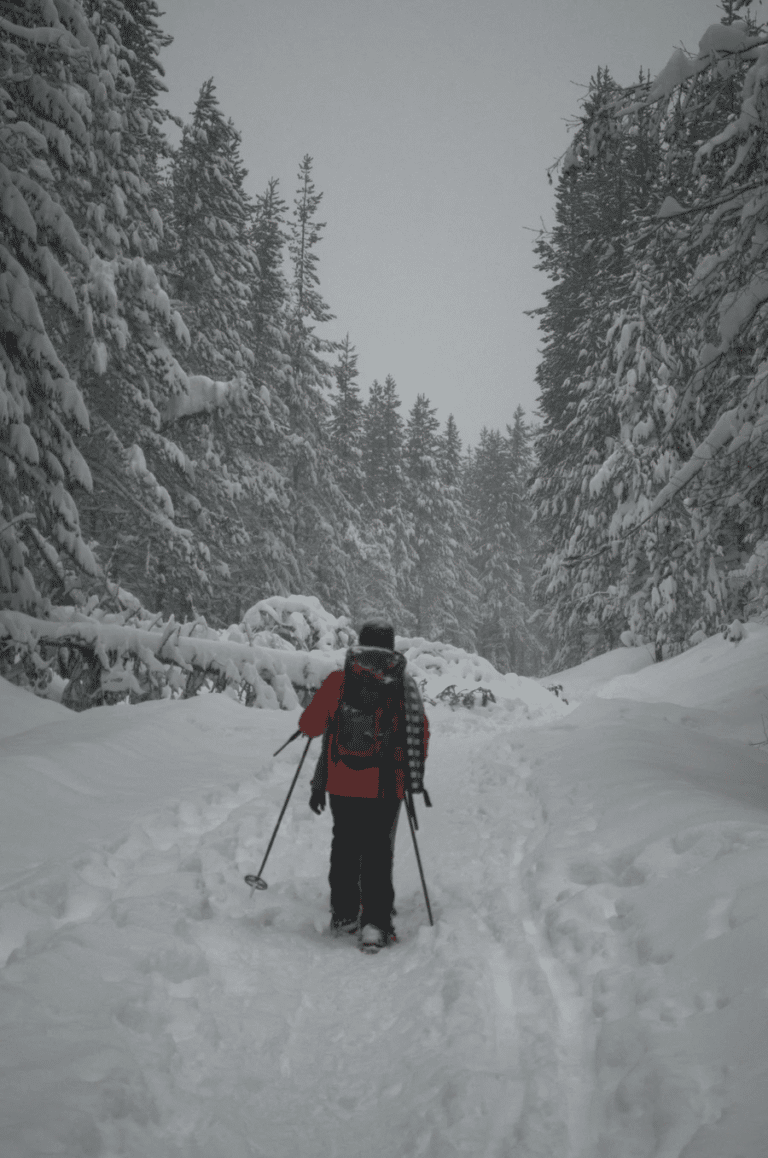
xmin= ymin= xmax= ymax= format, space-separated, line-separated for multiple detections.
xmin=330 ymin=914 xmax=358 ymax=937
xmin=360 ymin=924 xmax=389 ymax=953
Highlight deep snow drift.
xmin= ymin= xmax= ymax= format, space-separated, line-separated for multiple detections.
xmin=1 ymin=626 xmax=768 ymax=1156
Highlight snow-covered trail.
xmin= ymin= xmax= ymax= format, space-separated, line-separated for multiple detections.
xmin=0 ymin=699 xmax=574 ymax=1158
xmin=4 ymin=624 xmax=768 ymax=1157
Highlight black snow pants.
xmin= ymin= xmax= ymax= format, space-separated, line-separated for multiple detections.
xmin=328 ymin=795 xmax=401 ymax=932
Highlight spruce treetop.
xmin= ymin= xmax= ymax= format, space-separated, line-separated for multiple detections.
xmin=290 ymin=154 xmax=333 ymax=326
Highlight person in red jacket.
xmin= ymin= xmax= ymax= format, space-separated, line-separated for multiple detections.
xmin=299 ymin=620 xmax=429 ymax=952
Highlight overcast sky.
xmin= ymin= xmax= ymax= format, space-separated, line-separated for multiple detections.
xmin=156 ymin=0 xmax=739 ymax=447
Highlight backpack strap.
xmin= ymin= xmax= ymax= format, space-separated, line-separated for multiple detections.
xmin=403 ymin=672 xmax=426 ymax=793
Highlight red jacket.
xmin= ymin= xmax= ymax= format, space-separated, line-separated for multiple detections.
xmin=299 ymin=669 xmax=429 ymax=799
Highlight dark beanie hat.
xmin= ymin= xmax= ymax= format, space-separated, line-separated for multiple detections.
xmin=358 ymin=620 xmax=395 ymax=650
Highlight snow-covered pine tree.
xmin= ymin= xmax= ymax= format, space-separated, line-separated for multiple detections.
xmin=534 ymin=8 xmax=768 ymax=663
xmin=171 ymin=79 xmax=255 ymax=379
xmin=245 ymin=177 xmax=299 ymax=602
xmin=62 ymin=0 xmax=200 ymax=615
xmin=531 ymin=69 xmax=663 ymax=665
xmin=403 ymin=393 xmax=458 ymax=640
xmin=164 ymin=79 xmax=280 ymax=620
xmin=1 ymin=0 xmax=114 ymax=609
xmin=437 ymin=414 xmax=479 ymax=651
xmin=506 ymin=407 xmax=542 ymax=672
xmin=622 ymin=6 xmax=768 ymax=637
xmin=251 ymin=178 xmax=289 ymax=405
xmin=509 ymin=412 xmax=546 ymax=676
xmin=325 ymin=338 xmax=393 ymax=621
xmin=281 ymin=155 xmax=349 ymax=612
xmin=467 ymin=426 xmax=533 ymax=672
xmin=329 ymin=335 xmax=363 ymax=490
xmin=361 ymin=375 xmax=413 ymax=628
xmin=118 ymin=0 xmax=172 ymax=175
xmin=363 ymin=379 xmax=397 ymax=510
xmin=531 ymin=70 xmax=629 ymax=438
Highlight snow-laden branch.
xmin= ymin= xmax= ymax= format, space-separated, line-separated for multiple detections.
xmin=564 ymin=24 xmax=768 ymax=177
xmin=162 ymin=375 xmax=248 ymax=424
xmin=565 ymin=390 xmax=766 ymax=567
xmin=0 ymin=17 xmax=83 ymax=53
xmin=647 ymin=407 xmax=744 ymax=516
xmin=629 ymin=23 xmax=765 ymax=105
xmin=656 ymin=181 xmax=766 ymax=219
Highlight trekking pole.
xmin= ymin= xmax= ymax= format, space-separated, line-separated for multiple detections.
xmin=404 ymin=790 xmax=434 ymax=927
xmin=272 ymin=729 xmax=302 ymax=758
xmin=245 ymin=735 xmax=313 ymax=897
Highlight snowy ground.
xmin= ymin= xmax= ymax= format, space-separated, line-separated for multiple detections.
xmin=2 ymin=627 xmax=768 ymax=1157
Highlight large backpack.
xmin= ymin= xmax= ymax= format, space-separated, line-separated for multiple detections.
xmin=331 ymin=646 xmax=406 ymax=770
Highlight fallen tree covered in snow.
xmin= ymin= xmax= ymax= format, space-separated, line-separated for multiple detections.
xmin=0 ymin=609 xmax=338 ymax=711
xmin=0 ymin=592 xmax=560 ymax=717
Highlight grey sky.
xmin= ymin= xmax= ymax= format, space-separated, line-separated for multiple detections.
xmin=157 ymin=0 xmax=732 ymax=446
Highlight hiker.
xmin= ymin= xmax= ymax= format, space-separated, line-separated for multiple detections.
xmin=298 ymin=620 xmax=429 ymax=952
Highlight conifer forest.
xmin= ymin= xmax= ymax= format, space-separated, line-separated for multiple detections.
xmin=2 ymin=0 xmax=768 ymax=679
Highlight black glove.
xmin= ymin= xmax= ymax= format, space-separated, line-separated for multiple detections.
xmin=309 ymin=788 xmax=326 ymax=814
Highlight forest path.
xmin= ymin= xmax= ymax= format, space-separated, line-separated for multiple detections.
xmin=0 ymin=703 xmax=584 ymax=1158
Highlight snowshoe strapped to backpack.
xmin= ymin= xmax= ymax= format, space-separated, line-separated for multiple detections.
xmin=331 ymin=646 xmax=407 ymax=770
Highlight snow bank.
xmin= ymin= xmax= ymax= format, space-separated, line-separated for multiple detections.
xmin=598 ymin=620 xmax=768 ymax=744
xmin=0 ymin=687 xmax=293 ymax=886
xmin=0 ymin=674 xmax=71 ymax=739
xmin=538 ymin=643 xmax=655 ymax=703
xmin=518 ymin=622 xmax=768 ymax=1154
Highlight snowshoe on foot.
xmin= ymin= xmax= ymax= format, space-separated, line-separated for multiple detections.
xmin=360 ymin=924 xmax=389 ymax=954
